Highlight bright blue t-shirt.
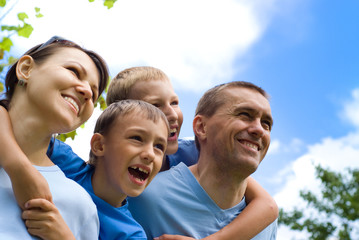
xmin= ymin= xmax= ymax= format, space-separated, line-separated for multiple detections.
xmin=47 ymin=138 xmax=147 ymax=240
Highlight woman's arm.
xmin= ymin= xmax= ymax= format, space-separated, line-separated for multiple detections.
xmin=0 ymin=106 xmax=52 ymax=209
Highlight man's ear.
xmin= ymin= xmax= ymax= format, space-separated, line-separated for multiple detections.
xmin=16 ymin=55 xmax=34 ymax=81
xmin=90 ymin=133 xmax=106 ymax=157
xmin=193 ymin=115 xmax=207 ymax=142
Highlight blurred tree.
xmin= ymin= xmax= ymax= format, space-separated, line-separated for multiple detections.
xmin=0 ymin=0 xmax=113 ymax=141
xmin=0 ymin=0 xmax=43 ymax=92
xmin=279 ymin=165 xmax=359 ymax=240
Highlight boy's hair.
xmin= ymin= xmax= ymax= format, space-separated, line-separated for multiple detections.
xmin=194 ymin=81 xmax=270 ymax=151
xmin=88 ymin=99 xmax=170 ymax=166
xmin=106 ymin=66 xmax=169 ymax=106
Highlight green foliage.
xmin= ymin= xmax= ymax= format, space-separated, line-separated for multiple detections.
xmin=88 ymin=0 xmax=117 ymax=9
xmin=0 ymin=3 xmax=43 ymax=92
xmin=279 ymin=165 xmax=359 ymax=240
xmin=1 ymin=1 xmax=115 ymax=142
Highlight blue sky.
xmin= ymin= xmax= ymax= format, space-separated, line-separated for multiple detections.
xmin=2 ymin=0 xmax=359 ymax=238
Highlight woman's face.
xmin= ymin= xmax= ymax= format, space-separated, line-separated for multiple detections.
xmin=128 ymin=79 xmax=183 ymax=155
xmin=23 ymin=47 xmax=100 ymax=133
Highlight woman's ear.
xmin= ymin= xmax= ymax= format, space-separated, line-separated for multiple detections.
xmin=193 ymin=115 xmax=208 ymax=143
xmin=16 ymin=55 xmax=34 ymax=81
xmin=90 ymin=133 xmax=106 ymax=157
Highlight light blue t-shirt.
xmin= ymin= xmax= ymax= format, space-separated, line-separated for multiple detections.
xmin=0 ymin=165 xmax=99 ymax=240
xmin=128 ymin=162 xmax=277 ymax=239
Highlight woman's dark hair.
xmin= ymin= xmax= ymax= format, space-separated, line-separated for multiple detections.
xmin=1 ymin=36 xmax=109 ymax=109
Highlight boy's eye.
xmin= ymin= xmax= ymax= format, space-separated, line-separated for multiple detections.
xmin=130 ymin=135 xmax=142 ymax=142
xmin=154 ymin=143 xmax=165 ymax=152
xmin=171 ymin=100 xmax=179 ymax=106
xmin=151 ymin=103 xmax=161 ymax=108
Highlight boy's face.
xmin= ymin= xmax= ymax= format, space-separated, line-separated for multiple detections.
xmin=96 ymin=113 xmax=168 ymax=203
xmin=128 ymin=79 xmax=183 ymax=155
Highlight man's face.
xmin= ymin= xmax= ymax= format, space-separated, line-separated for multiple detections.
xmin=203 ymin=87 xmax=272 ymax=176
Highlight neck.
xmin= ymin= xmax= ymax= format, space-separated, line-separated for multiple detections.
xmin=190 ymin=152 xmax=248 ymax=209
xmin=92 ymin=163 xmax=127 ymax=208
xmin=9 ymin=103 xmax=53 ymax=166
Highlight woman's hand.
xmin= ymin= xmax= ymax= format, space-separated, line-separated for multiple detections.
xmin=22 ymin=198 xmax=75 ymax=240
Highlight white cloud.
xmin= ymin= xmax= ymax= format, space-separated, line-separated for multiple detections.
xmin=275 ymin=90 xmax=359 ymax=239
xmin=342 ymin=88 xmax=359 ymax=129
xmin=5 ymin=0 xmax=285 ymax=92
xmin=267 ymin=137 xmax=305 ymax=155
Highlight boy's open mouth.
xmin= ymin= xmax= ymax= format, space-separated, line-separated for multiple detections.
xmin=128 ymin=166 xmax=149 ymax=181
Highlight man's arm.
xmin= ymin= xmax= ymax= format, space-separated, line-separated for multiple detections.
xmin=0 ymin=106 xmax=52 ymax=209
xmin=155 ymin=176 xmax=278 ymax=240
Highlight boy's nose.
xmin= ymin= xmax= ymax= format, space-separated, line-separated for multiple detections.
xmin=163 ymin=104 xmax=178 ymax=122
xmin=140 ymin=145 xmax=155 ymax=162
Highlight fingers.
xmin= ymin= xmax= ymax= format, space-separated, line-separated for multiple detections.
xmin=24 ymin=198 xmax=54 ymax=211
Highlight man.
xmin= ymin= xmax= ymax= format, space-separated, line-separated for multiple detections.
xmin=129 ymin=81 xmax=277 ymax=239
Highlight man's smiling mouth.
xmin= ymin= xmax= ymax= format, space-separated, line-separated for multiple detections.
xmin=238 ymin=140 xmax=259 ymax=151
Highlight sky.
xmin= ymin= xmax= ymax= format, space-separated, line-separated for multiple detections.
xmin=2 ymin=0 xmax=359 ymax=238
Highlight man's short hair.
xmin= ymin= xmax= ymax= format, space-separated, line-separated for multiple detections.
xmin=194 ymin=81 xmax=269 ymax=151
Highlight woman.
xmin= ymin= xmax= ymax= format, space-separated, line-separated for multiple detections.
xmin=0 ymin=36 xmax=109 ymax=240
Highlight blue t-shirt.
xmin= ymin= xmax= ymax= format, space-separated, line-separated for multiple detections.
xmin=166 ymin=138 xmax=198 ymax=168
xmin=47 ymin=138 xmax=147 ymax=240
xmin=128 ymin=162 xmax=277 ymax=239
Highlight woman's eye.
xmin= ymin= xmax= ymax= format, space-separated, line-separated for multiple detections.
xmin=92 ymin=91 xmax=98 ymax=102
xmin=68 ymin=67 xmax=80 ymax=78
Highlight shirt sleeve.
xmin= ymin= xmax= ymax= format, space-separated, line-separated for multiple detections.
xmin=47 ymin=138 xmax=88 ymax=181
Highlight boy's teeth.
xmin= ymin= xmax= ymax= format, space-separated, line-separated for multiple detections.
xmin=131 ymin=166 xmax=149 ymax=174
xmin=64 ymin=96 xmax=79 ymax=113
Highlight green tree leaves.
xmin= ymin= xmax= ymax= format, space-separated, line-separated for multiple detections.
xmin=279 ymin=165 xmax=359 ymax=240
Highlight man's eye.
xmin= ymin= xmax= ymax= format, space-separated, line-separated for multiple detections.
xmin=238 ymin=112 xmax=250 ymax=118
xmin=262 ymin=121 xmax=272 ymax=131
